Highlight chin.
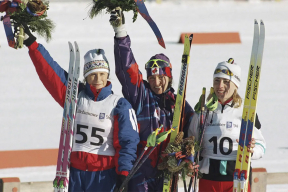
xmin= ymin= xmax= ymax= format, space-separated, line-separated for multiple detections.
xmin=155 ymin=90 xmax=163 ymax=94
xmin=95 ymin=86 xmax=103 ymax=90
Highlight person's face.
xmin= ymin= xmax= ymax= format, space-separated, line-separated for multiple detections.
xmin=86 ymin=72 xmax=108 ymax=90
xmin=148 ymin=75 xmax=170 ymax=95
xmin=213 ymin=77 xmax=237 ymax=103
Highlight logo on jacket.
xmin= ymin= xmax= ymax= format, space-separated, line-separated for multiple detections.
xmin=99 ymin=113 xmax=105 ymax=120
xmin=226 ymin=121 xmax=232 ymax=128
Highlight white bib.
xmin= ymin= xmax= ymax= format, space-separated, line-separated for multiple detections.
xmin=201 ymin=104 xmax=242 ymax=160
xmin=72 ymin=91 xmax=121 ymax=156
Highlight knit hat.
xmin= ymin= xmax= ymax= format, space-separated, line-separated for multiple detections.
xmin=83 ymin=49 xmax=109 ymax=78
xmin=213 ymin=58 xmax=241 ymax=88
xmin=145 ymin=54 xmax=172 ymax=78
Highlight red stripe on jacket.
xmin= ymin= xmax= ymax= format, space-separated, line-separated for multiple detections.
xmin=28 ymin=41 xmax=66 ymax=107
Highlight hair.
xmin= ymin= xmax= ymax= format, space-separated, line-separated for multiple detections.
xmin=83 ymin=78 xmax=87 ymax=85
xmin=232 ymin=90 xmax=242 ymax=108
xmin=206 ymin=89 xmax=242 ymax=108
xmin=168 ymin=77 xmax=173 ymax=88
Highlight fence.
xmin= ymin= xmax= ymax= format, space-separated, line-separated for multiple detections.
xmin=1 ymin=168 xmax=288 ymax=192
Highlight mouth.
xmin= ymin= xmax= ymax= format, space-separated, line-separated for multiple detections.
xmin=216 ymin=90 xmax=225 ymax=95
xmin=154 ymin=86 xmax=162 ymax=89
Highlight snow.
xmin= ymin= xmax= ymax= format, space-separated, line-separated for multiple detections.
xmin=0 ymin=0 xmax=288 ymax=190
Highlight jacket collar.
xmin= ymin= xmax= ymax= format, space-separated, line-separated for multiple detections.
xmin=218 ymin=97 xmax=233 ymax=106
xmin=85 ymin=81 xmax=112 ymax=101
xmin=153 ymin=87 xmax=176 ymax=111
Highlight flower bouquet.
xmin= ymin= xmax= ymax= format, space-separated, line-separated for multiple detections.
xmin=0 ymin=0 xmax=55 ymax=49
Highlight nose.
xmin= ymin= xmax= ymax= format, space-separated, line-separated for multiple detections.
xmin=155 ymin=76 xmax=161 ymax=86
xmin=218 ymin=80 xmax=224 ymax=88
xmin=94 ymin=74 xmax=100 ymax=82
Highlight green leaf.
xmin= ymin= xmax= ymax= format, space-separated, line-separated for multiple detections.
xmin=88 ymin=0 xmax=142 ymax=22
xmin=10 ymin=0 xmax=55 ymax=43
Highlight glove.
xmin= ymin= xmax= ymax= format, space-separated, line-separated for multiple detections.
xmin=18 ymin=22 xmax=36 ymax=47
xmin=194 ymin=92 xmax=218 ymax=113
xmin=194 ymin=94 xmax=204 ymax=113
xmin=110 ymin=7 xmax=127 ymax=38
xmin=206 ymin=93 xmax=218 ymax=111
xmin=114 ymin=174 xmax=127 ymax=192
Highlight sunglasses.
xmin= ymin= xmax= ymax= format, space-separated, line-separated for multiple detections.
xmin=145 ymin=59 xmax=170 ymax=69
xmin=214 ymin=69 xmax=234 ymax=76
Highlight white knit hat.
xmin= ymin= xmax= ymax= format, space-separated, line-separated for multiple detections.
xmin=83 ymin=49 xmax=109 ymax=78
xmin=213 ymin=58 xmax=241 ymax=88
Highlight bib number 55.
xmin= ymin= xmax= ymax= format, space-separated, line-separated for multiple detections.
xmin=75 ymin=124 xmax=105 ymax=146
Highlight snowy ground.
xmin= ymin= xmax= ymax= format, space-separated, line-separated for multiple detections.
xmin=0 ymin=0 xmax=288 ymax=191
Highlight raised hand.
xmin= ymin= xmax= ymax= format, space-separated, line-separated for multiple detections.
xmin=109 ymin=7 xmax=127 ymax=38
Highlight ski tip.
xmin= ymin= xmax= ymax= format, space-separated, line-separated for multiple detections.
xmin=254 ymin=19 xmax=258 ymax=24
xmin=260 ymin=20 xmax=264 ymax=25
xmin=74 ymin=41 xmax=80 ymax=52
xmin=68 ymin=42 xmax=74 ymax=52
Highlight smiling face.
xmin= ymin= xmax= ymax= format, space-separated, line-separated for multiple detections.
xmin=148 ymin=75 xmax=170 ymax=95
xmin=213 ymin=77 xmax=237 ymax=103
xmin=86 ymin=71 xmax=109 ymax=90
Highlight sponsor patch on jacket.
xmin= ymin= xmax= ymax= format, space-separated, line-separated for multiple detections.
xmin=99 ymin=113 xmax=105 ymax=120
xmin=226 ymin=121 xmax=232 ymax=128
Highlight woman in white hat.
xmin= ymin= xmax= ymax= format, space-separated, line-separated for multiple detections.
xmin=188 ymin=58 xmax=266 ymax=192
xmin=21 ymin=25 xmax=139 ymax=192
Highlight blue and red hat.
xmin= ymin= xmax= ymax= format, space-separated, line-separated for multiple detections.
xmin=145 ymin=54 xmax=172 ymax=78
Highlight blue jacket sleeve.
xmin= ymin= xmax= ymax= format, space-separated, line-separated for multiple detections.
xmin=113 ymin=97 xmax=140 ymax=176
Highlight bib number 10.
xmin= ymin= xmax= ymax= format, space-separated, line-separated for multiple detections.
xmin=75 ymin=124 xmax=105 ymax=146
xmin=208 ymin=136 xmax=233 ymax=155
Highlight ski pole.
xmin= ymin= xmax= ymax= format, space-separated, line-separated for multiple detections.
xmin=128 ymin=125 xmax=163 ymax=179
xmin=193 ymin=88 xmax=206 ymax=191
xmin=119 ymin=126 xmax=174 ymax=192
xmin=118 ymin=145 xmax=157 ymax=192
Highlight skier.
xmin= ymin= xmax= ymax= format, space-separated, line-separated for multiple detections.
xmin=109 ymin=8 xmax=197 ymax=192
xmin=188 ymin=59 xmax=266 ymax=192
xmin=21 ymin=24 xmax=140 ymax=192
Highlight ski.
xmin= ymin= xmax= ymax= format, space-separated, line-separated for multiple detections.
xmin=162 ymin=34 xmax=193 ymax=192
xmin=53 ymin=42 xmax=80 ymax=192
xmin=60 ymin=41 xmax=80 ymax=192
xmin=233 ymin=20 xmax=265 ymax=192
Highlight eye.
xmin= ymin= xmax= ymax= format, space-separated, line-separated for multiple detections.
xmin=224 ymin=80 xmax=230 ymax=84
